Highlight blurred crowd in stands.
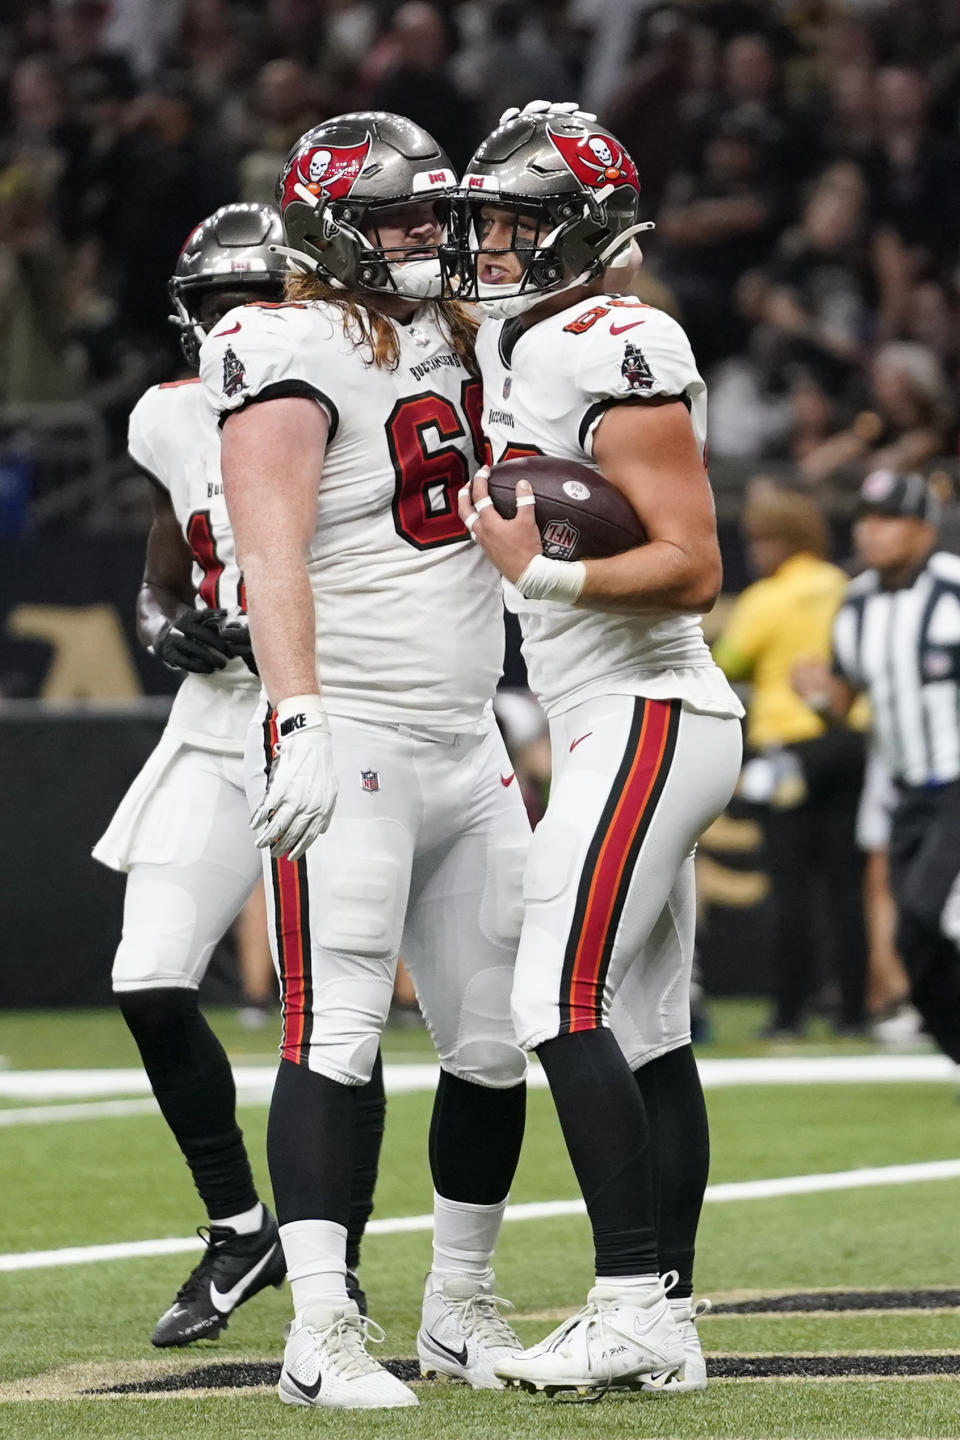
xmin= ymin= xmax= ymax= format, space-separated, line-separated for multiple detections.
xmin=2 ymin=0 xmax=960 ymax=524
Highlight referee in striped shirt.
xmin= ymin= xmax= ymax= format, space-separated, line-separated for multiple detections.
xmin=794 ymin=469 xmax=960 ymax=1065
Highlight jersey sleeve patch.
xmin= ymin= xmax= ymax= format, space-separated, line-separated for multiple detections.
xmin=198 ymin=304 xmax=341 ymax=433
xmin=571 ymin=304 xmax=703 ymax=454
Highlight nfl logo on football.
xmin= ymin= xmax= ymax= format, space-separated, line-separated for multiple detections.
xmin=361 ymin=770 xmax=380 ymax=792
xmin=541 ymin=519 xmax=580 ymax=561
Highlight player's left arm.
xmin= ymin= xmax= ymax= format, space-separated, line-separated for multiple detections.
xmin=137 ymin=484 xmax=195 ymax=651
xmin=137 ymin=481 xmax=238 ymax=673
xmin=579 ymin=398 xmax=722 ymax=612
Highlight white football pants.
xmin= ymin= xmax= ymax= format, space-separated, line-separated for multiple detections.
xmin=512 ymin=694 xmax=742 ymax=1061
xmin=248 ymin=708 xmax=531 ymax=1089
xmin=108 ymin=747 xmax=262 ymax=992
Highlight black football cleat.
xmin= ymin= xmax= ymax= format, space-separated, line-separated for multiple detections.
xmin=152 ymin=1208 xmax=287 ymax=1347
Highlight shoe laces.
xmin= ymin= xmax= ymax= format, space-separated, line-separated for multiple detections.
xmin=557 ymin=1297 xmax=619 ymax=1393
xmin=559 ymin=1291 xmax=674 ymax=1395
xmin=448 ymin=1291 xmax=521 ymax=1351
xmin=172 ymin=1226 xmax=231 ymax=1304
xmin=310 ymin=1311 xmax=388 ymax=1382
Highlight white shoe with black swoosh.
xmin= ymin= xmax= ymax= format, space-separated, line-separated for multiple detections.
xmin=494 ymin=1280 xmax=683 ymax=1396
xmin=279 ymin=1300 xmax=418 ymax=1409
xmin=641 ymin=1297 xmax=711 ymax=1392
xmin=152 ymin=1207 xmax=286 ymax=1347
xmin=417 ymin=1272 xmax=523 ymax=1389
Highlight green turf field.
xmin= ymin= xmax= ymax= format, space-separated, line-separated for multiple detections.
xmin=1 ymin=1003 xmax=958 ymax=1440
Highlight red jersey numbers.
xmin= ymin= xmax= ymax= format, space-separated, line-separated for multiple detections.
xmin=497 ymin=443 xmax=544 ymax=463
xmin=387 ymin=381 xmax=483 ymax=550
xmin=563 ymin=305 xmax=610 ymax=335
xmin=186 ymin=510 xmax=225 ymax=608
xmin=563 ymin=298 xmax=649 ymax=335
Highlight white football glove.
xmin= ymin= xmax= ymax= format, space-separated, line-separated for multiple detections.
xmin=498 ymin=99 xmax=598 ymax=127
xmin=251 ymin=694 xmax=338 ymax=861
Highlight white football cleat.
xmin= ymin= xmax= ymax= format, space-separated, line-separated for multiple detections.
xmin=417 ymin=1272 xmax=523 ymax=1389
xmin=278 ymin=1300 xmax=418 ymax=1410
xmin=495 ymin=1280 xmax=684 ymax=1396
xmin=642 ymin=1296 xmax=711 ymax=1392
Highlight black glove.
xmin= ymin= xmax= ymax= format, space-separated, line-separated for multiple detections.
xmin=152 ymin=608 xmax=236 ymax=673
xmin=218 ymin=617 xmax=259 ymax=677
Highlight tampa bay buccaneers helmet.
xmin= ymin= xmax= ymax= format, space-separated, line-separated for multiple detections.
xmin=169 ymin=203 xmax=288 ymax=366
xmin=458 ymin=112 xmax=651 ymax=318
xmin=275 ymin=111 xmax=457 ymax=299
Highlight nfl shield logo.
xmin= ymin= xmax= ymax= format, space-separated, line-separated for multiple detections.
xmin=502 ymin=377 xmax=512 ymax=398
xmin=361 ymin=770 xmax=380 ymax=792
xmin=542 ymin=518 xmax=581 ymax=560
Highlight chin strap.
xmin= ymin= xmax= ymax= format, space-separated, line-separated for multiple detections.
xmin=597 ymin=221 xmax=655 ymax=269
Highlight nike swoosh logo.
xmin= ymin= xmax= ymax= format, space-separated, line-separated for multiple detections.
xmin=425 ymin=1331 xmax=469 ymax=1366
xmin=286 ymin=1367 xmax=323 ymax=1400
xmin=645 ymin=1366 xmax=677 ymax=1387
xmin=214 ymin=321 xmax=242 ymax=336
xmin=209 ymin=1241 xmax=280 ymax=1312
xmin=500 ymin=772 xmax=515 ymax=787
xmin=610 ymin=321 xmax=645 ymax=335
xmin=569 ymin=732 xmax=592 ymax=752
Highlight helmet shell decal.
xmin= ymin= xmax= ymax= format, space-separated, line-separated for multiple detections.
xmin=279 ymin=136 xmax=372 ymax=210
xmin=546 ymin=126 xmax=639 ymax=193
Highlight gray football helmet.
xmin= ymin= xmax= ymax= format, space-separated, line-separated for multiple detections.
xmin=458 ymin=113 xmax=651 ymax=318
xmin=169 ymin=203 xmax=288 ymax=366
xmin=275 ymin=111 xmax=458 ymax=299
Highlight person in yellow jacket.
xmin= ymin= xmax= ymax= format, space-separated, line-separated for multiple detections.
xmin=714 ymin=479 xmax=869 ymax=1038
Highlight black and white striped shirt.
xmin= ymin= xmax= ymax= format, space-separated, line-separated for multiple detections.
xmin=833 ymin=551 xmax=960 ymax=787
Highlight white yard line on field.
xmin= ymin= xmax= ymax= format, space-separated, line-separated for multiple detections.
xmin=2 ymin=1158 xmax=959 ymax=1273
xmin=0 ymin=1053 xmax=954 ymax=1116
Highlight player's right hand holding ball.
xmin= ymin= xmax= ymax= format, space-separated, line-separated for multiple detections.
xmin=252 ymin=695 xmax=338 ymax=860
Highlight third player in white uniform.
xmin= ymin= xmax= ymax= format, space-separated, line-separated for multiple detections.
xmin=96 ymin=204 xmax=384 ymax=1347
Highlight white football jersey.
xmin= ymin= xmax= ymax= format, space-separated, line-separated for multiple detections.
xmin=476 ymin=295 xmax=742 ymax=719
xmin=128 ymin=379 xmax=260 ymax=753
xmin=199 ymin=299 xmax=502 ymax=731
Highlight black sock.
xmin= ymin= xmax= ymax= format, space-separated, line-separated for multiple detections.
xmin=537 ymin=1029 xmax=657 ymax=1276
xmin=429 ymin=1069 xmax=526 ymax=1204
xmin=118 ymin=987 xmax=258 ymax=1220
xmin=267 ymin=1056 xmax=356 ymax=1227
xmin=346 ymin=1050 xmax=386 ymax=1272
xmin=633 ymin=1044 xmax=709 ymax=1299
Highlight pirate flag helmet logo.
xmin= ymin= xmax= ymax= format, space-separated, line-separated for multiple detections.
xmin=547 ymin=127 xmax=640 ymax=194
xmin=278 ymin=136 xmax=372 ymax=211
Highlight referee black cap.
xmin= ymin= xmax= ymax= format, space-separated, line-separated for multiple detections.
xmin=857 ymin=469 xmax=941 ymax=526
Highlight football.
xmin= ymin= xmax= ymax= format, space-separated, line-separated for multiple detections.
xmin=485 ymin=456 xmax=647 ymax=562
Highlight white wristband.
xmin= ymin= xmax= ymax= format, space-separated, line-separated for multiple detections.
xmin=275 ymin=693 xmax=329 ymax=736
xmin=513 ymin=554 xmax=586 ymax=604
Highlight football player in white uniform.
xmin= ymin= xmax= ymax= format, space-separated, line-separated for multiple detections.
xmin=455 ymin=108 xmax=745 ymax=1396
xmin=199 ymin=114 xmax=531 ymax=1410
xmin=95 ymin=204 xmax=385 ymax=1347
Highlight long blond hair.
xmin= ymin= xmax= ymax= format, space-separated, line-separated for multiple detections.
xmin=283 ymin=273 xmax=478 ymax=373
